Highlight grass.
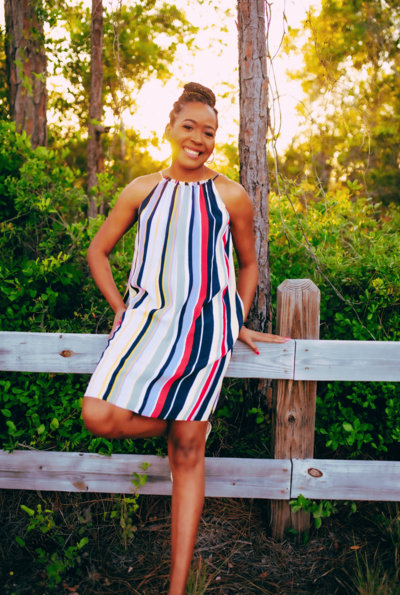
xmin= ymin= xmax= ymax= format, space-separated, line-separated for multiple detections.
xmin=186 ymin=557 xmax=212 ymax=595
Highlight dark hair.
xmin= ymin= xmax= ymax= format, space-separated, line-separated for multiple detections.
xmin=169 ymin=82 xmax=218 ymax=127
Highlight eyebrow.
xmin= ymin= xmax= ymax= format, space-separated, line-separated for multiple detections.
xmin=183 ymin=118 xmax=216 ymax=131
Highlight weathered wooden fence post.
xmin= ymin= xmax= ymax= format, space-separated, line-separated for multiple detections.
xmin=270 ymin=279 xmax=320 ymax=542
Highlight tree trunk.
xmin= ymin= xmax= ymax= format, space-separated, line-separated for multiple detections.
xmin=87 ymin=0 xmax=104 ymax=219
xmin=5 ymin=0 xmax=47 ymax=148
xmin=237 ymin=0 xmax=272 ymax=409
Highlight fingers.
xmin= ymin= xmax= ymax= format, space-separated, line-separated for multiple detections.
xmin=255 ymin=330 xmax=291 ymax=343
xmin=108 ymin=317 xmax=123 ymax=340
xmin=247 ymin=338 xmax=260 ymax=355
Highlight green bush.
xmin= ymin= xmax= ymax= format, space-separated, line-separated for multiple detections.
xmin=269 ymin=179 xmax=400 ymax=456
xmin=0 ymin=123 xmax=163 ymax=455
xmin=0 ymin=126 xmax=399 ymax=459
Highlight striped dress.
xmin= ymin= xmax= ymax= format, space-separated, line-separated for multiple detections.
xmin=84 ymin=175 xmax=244 ymax=421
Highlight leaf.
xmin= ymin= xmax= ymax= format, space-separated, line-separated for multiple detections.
xmin=37 ymin=424 xmax=45 ymax=435
xmin=350 ymin=545 xmax=361 ymax=550
xmin=1 ymin=409 xmax=11 ymax=417
xmin=314 ymin=517 xmax=322 ymax=529
xmin=343 ymin=422 xmax=353 ymax=432
xmin=50 ymin=418 xmax=59 ymax=430
xmin=16 ymin=536 xmax=25 ymax=546
xmin=21 ymin=505 xmax=35 ymax=517
xmin=6 ymin=420 xmax=17 ymax=434
xmin=78 ymin=537 xmax=89 ymax=549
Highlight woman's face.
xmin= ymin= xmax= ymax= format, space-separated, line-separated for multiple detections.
xmin=166 ymin=102 xmax=217 ymax=170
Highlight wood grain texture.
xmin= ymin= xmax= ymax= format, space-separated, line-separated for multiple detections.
xmin=269 ymin=280 xmax=320 ymax=542
xmin=0 ymin=451 xmax=291 ymax=499
xmin=5 ymin=0 xmax=48 ymax=148
xmin=87 ymin=0 xmax=104 ymax=218
xmin=292 ymin=459 xmax=400 ymax=501
xmin=295 ymin=340 xmax=400 ymax=381
xmin=238 ymin=0 xmax=272 ymax=408
xmin=0 ymin=332 xmax=295 ymax=379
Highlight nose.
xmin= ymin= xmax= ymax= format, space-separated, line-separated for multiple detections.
xmin=190 ymin=129 xmax=203 ymax=145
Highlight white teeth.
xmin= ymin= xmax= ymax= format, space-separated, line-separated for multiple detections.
xmin=184 ymin=147 xmax=200 ymax=156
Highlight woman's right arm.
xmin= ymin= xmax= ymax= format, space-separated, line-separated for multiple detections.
xmin=87 ymin=175 xmax=157 ymax=323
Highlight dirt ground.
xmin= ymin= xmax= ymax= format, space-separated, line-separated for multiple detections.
xmin=1 ymin=487 xmax=399 ymax=595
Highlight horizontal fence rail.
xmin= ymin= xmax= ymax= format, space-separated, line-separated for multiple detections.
xmin=0 ymin=451 xmax=291 ymax=499
xmin=0 ymin=332 xmax=295 ymax=379
xmin=1 ymin=451 xmax=400 ymax=501
xmin=291 ymin=459 xmax=400 ymax=501
xmin=0 ymin=332 xmax=399 ymax=381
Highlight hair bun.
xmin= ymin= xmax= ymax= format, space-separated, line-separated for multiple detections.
xmin=183 ymin=82 xmax=216 ymax=107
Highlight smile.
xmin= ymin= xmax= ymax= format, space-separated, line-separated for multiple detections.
xmin=183 ymin=146 xmax=202 ymax=158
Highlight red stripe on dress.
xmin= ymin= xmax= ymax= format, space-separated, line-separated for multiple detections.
xmin=151 ymin=184 xmax=210 ymax=418
xmin=221 ymin=228 xmax=229 ymax=356
xmin=188 ymin=201 xmax=230 ymax=420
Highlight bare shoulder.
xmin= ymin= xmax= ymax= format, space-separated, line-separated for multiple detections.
xmin=117 ymin=172 xmax=162 ymax=209
xmin=214 ymin=174 xmax=253 ymax=215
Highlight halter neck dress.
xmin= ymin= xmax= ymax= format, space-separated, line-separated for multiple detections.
xmin=84 ymin=174 xmax=244 ymax=421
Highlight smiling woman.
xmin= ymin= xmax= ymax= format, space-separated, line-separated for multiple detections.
xmin=81 ymin=82 xmax=288 ymax=595
xmin=165 ymin=82 xmax=218 ymax=166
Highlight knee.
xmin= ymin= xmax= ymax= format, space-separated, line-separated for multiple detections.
xmin=170 ymin=436 xmax=205 ymax=471
xmin=82 ymin=398 xmax=114 ymax=437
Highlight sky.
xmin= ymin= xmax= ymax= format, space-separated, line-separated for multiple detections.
xmin=0 ymin=0 xmax=318 ymax=158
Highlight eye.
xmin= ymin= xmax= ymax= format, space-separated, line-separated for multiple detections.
xmin=183 ymin=125 xmax=193 ymax=130
xmin=205 ymin=132 xmax=214 ymax=138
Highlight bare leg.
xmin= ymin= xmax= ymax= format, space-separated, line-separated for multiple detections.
xmin=82 ymin=397 xmax=168 ymax=438
xmin=168 ymin=420 xmax=208 ymax=595
xmin=83 ymin=398 xmax=207 ymax=594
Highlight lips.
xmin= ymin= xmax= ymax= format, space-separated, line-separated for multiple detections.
xmin=183 ymin=146 xmax=202 ymax=158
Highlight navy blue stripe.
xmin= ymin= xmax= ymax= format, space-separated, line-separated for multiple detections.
xmin=194 ymin=354 xmax=228 ymax=420
xmin=236 ymin=293 xmax=244 ymax=330
xmin=136 ymin=181 xmax=168 ymax=287
xmin=162 ymin=310 xmax=205 ymax=419
xmin=205 ymin=180 xmax=223 ymax=298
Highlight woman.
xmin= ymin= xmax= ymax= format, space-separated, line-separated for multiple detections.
xmin=82 ymin=82 xmax=290 ymax=595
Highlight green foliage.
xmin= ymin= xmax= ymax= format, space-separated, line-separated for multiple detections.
xmin=1 ymin=110 xmax=400 ymax=461
xmin=103 ymin=464 xmax=149 ymax=547
xmin=289 ymin=494 xmax=356 ymax=530
xmin=49 ymin=0 xmax=197 ymax=127
xmin=282 ymin=0 xmax=400 ymax=204
xmin=0 ymin=124 xmax=168 ymax=456
xmin=18 ymin=501 xmax=89 ymax=587
xmin=16 ymin=468 xmax=148 ymax=586
xmin=270 ymin=179 xmax=400 ymax=455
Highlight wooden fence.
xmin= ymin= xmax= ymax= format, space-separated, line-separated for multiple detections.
xmin=1 ymin=279 xmax=399 ymax=541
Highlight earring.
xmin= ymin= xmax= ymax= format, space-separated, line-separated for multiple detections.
xmin=206 ymin=152 xmax=215 ymax=165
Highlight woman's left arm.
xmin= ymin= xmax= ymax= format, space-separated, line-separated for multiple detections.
xmin=228 ymin=183 xmax=290 ymax=353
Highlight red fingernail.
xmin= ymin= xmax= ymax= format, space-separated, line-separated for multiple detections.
xmin=256 ymin=350 xmax=260 ymax=355
xmin=117 ymin=320 xmax=122 ymax=325
xmin=285 ymin=337 xmax=292 ymax=340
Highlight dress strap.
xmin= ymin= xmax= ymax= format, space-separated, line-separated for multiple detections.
xmin=212 ymin=173 xmax=220 ymax=181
